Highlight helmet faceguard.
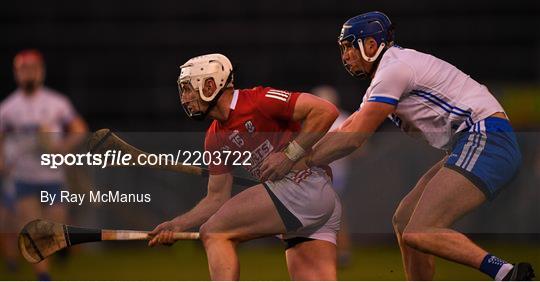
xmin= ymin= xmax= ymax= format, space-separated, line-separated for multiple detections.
xmin=177 ymin=53 xmax=234 ymax=120
xmin=338 ymin=41 xmax=368 ymax=78
xmin=338 ymin=11 xmax=394 ymax=79
xmin=178 ymin=81 xmax=207 ymax=121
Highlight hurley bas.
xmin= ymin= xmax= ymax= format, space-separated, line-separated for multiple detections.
xmin=41 ymin=190 xmax=151 ymax=206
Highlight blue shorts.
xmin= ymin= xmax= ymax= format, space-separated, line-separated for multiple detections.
xmin=445 ymin=117 xmax=521 ymax=200
xmin=15 ymin=181 xmax=63 ymax=200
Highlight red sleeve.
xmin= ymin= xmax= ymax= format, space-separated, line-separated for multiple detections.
xmin=256 ymin=87 xmax=300 ymax=121
xmin=204 ymin=122 xmax=233 ymax=175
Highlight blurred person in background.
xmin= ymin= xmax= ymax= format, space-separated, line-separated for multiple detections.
xmin=312 ymin=85 xmax=353 ymax=268
xmin=0 ymin=49 xmax=88 ymax=280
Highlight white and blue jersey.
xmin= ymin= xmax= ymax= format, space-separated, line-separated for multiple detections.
xmin=0 ymin=87 xmax=77 ymax=199
xmin=360 ymin=46 xmax=505 ymax=150
xmin=360 ymin=46 xmax=521 ymax=199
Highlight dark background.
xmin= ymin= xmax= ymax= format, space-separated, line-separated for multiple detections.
xmin=2 ymin=0 xmax=538 ymax=234
xmin=1 ymin=0 xmax=539 ymax=131
xmin=1 ymin=2 xmax=539 ymax=280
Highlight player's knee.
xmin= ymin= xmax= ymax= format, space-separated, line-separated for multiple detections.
xmin=401 ymin=229 xmax=426 ymax=251
xmin=199 ymin=221 xmax=231 ymax=247
xmin=392 ymin=209 xmax=408 ymax=234
xmin=199 ymin=222 xmax=216 ymax=246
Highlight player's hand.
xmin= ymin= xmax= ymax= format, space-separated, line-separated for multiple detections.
xmin=148 ymin=220 xmax=181 ymax=247
xmin=259 ymin=152 xmax=295 ymax=182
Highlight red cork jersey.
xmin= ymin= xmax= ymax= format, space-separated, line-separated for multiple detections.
xmin=205 ymin=86 xmax=301 ymax=178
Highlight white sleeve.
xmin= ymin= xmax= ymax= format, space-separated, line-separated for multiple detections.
xmin=366 ymin=61 xmax=414 ymax=106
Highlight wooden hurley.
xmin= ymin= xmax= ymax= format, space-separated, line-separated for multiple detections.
xmin=18 ymin=219 xmax=199 ymax=264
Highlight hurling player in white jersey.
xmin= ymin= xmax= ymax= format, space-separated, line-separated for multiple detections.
xmin=0 ymin=49 xmax=88 ymax=280
xmin=260 ymin=12 xmax=534 ymax=281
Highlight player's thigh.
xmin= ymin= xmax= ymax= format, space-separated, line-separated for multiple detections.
xmin=201 ymin=184 xmax=286 ymax=241
xmin=393 ymin=157 xmax=447 ymax=231
xmin=406 ymin=167 xmax=486 ymax=230
xmin=286 ymin=239 xmax=337 ymax=281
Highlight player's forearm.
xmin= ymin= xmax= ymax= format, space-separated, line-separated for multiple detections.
xmin=308 ymin=131 xmax=369 ymax=166
xmin=294 ymin=107 xmax=338 ymax=153
xmin=308 ymin=102 xmax=394 ymax=166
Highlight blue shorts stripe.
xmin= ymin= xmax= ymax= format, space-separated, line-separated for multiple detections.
xmin=455 ymin=123 xmax=477 ymax=167
xmin=465 ymin=121 xmax=488 ymax=171
xmin=462 ymin=123 xmax=483 ymax=170
xmin=459 ymin=123 xmax=478 ymax=169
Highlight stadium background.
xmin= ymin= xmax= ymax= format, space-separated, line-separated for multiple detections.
xmin=1 ymin=0 xmax=539 ymax=280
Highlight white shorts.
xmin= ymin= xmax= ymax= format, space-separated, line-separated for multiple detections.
xmin=264 ymin=167 xmax=341 ymax=246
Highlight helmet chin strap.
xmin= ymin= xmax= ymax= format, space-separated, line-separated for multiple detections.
xmin=358 ymin=39 xmax=386 ymax=62
xmin=354 ymin=39 xmax=387 ymax=79
xmin=188 ymin=72 xmax=234 ymax=121
xmin=187 ymin=89 xmax=224 ymax=121
xmin=188 ymin=109 xmax=206 ymax=121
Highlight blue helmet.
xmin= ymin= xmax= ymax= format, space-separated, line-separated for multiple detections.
xmin=338 ymin=12 xmax=394 ymax=78
xmin=338 ymin=11 xmax=394 ymax=49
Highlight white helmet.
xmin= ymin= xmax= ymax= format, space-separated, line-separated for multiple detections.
xmin=178 ymin=53 xmax=234 ymax=102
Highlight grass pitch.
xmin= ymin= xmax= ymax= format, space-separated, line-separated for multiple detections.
xmin=1 ymin=239 xmax=539 ymax=280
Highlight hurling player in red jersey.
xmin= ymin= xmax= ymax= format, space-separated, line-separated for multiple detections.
xmin=148 ymin=54 xmax=342 ymax=280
